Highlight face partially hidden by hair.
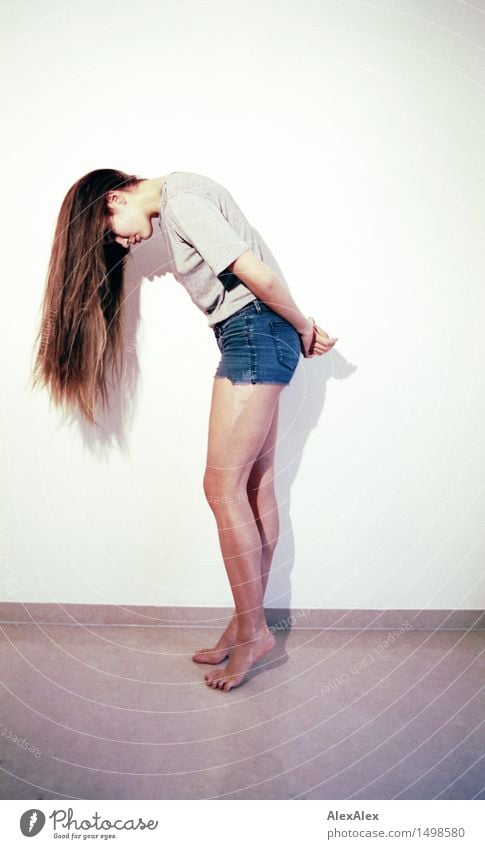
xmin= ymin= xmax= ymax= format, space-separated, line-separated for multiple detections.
xmin=104 ymin=187 xmax=153 ymax=248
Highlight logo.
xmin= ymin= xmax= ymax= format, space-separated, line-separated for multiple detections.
xmin=20 ymin=809 xmax=45 ymax=836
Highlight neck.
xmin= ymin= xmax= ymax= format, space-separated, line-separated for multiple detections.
xmin=137 ymin=175 xmax=167 ymax=217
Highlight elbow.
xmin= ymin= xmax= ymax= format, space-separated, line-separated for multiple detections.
xmin=248 ymin=272 xmax=279 ymax=298
xmin=257 ymin=273 xmax=282 ymax=301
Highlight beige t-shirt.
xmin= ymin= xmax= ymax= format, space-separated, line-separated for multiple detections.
xmin=158 ymin=171 xmax=288 ymax=327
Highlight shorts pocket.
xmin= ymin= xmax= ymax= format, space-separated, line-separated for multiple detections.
xmin=269 ymin=320 xmax=300 ymax=371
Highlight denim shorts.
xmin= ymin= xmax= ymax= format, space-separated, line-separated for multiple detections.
xmin=212 ymin=298 xmax=301 ymax=385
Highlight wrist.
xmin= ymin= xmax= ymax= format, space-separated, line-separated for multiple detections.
xmin=296 ymin=316 xmax=315 ymax=335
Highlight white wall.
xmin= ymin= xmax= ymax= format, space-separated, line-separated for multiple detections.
xmin=1 ymin=0 xmax=484 ymax=610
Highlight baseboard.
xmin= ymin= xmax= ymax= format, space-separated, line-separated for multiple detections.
xmin=0 ymin=602 xmax=483 ymax=630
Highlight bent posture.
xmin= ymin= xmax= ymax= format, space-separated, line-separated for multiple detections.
xmin=32 ymin=169 xmax=338 ymax=692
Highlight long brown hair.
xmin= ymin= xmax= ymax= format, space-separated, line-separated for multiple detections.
xmin=31 ymin=168 xmax=142 ymax=426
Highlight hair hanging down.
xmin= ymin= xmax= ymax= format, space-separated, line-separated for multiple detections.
xmin=31 ymin=168 xmax=142 ymax=426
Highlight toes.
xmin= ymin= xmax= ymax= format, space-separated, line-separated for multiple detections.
xmin=192 ymin=651 xmax=207 ymax=661
xmin=203 ymin=672 xmax=240 ymax=692
xmin=204 ymin=672 xmax=226 ymax=689
xmin=192 ymin=649 xmax=208 ymax=659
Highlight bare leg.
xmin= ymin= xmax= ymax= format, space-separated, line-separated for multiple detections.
xmin=196 ymin=377 xmax=283 ymax=692
xmin=247 ymin=401 xmax=280 ymax=598
xmin=193 ymin=402 xmax=280 ymax=664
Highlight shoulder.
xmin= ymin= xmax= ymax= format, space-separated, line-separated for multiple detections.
xmin=165 ymin=171 xmax=221 ymax=199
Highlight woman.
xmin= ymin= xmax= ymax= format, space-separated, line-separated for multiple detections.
xmin=31 ymin=169 xmax=338 ymax=692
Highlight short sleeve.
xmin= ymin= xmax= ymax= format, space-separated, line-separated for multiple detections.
xmin=166 ymin=192 xmax=250 ymax=276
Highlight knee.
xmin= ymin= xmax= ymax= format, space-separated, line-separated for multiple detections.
xmin=203 ymin=468 xmax=247 ymax=511
xmin=203 ymin=467 xmax=219 ymax=501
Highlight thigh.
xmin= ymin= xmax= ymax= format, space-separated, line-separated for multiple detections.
xmin=205 ymin=376 xmax=283 ymax=487
xmin=247 ymin=399 xmax=279 ymax=493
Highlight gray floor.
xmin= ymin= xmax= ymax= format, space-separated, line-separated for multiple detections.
xmin=0 ymin=622 xmax=483 ymax=799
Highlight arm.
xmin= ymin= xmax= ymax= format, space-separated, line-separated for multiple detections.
xmin=227 ymin=249 xmax=313 ymax=335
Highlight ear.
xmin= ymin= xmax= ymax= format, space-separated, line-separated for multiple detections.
xmin=106 ymin=189 xmax=127 ymax=209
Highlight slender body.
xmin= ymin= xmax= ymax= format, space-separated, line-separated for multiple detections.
xmin=31 ymin=169 xmax=337 ymax=692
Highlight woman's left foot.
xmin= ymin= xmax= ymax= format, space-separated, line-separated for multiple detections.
xmin=204 ymin=629 xmax=276 ymax=692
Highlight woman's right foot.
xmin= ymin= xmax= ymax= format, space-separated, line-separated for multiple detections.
xmin=192 ymin=615 xmax=238 ymax=664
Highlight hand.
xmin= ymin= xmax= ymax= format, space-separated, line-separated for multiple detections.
xmin=299 ymin=318 xmax=338 ymax=358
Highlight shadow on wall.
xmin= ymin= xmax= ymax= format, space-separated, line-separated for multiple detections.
xmin=264 ymin=334 xmax=355 ymax=637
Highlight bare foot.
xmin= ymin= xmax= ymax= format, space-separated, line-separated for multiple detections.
xmin=192 ymin=615 xmax=238 ymax=664
xmin=204 ymin=629 xmax=276 ymax=691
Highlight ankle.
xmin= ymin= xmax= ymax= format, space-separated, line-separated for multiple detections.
xmin=236 ymin=620 xmax=270 ymax=641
